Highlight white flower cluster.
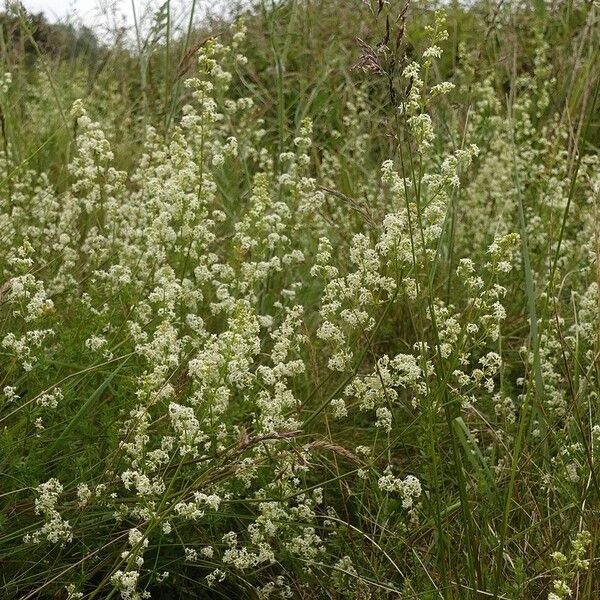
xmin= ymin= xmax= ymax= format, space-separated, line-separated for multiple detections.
xmin=24 ymin=478 xmax=72 ymax=546
xmin=378 ymin=467 xmax=422 ymax=510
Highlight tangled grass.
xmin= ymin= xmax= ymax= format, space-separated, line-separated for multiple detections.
xmin=1 ymin=1 xmax=600 ymax=598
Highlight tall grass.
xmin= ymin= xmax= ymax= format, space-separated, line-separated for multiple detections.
xmin=0 ymin=1 xmax=599 ymax=598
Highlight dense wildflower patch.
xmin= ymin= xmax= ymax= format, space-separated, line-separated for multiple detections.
xmin=1 ymin=2 xmax=599 ymax=598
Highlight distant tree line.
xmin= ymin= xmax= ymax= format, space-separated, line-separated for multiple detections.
xmin=0 ymin=8 xmax=101 ymax=64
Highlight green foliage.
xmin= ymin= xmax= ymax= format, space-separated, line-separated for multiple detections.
xmin=0 ymin=1 xmax=599 ymax=599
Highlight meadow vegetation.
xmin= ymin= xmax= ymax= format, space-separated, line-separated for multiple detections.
xmin=1 ymin=0 xmax=600 ymax=598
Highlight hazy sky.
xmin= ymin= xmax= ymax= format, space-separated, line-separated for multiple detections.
xmin=18 ymin=0 xmax=236 ymax=44
xmin=23 ymin=0 xmax=134 ymax=23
